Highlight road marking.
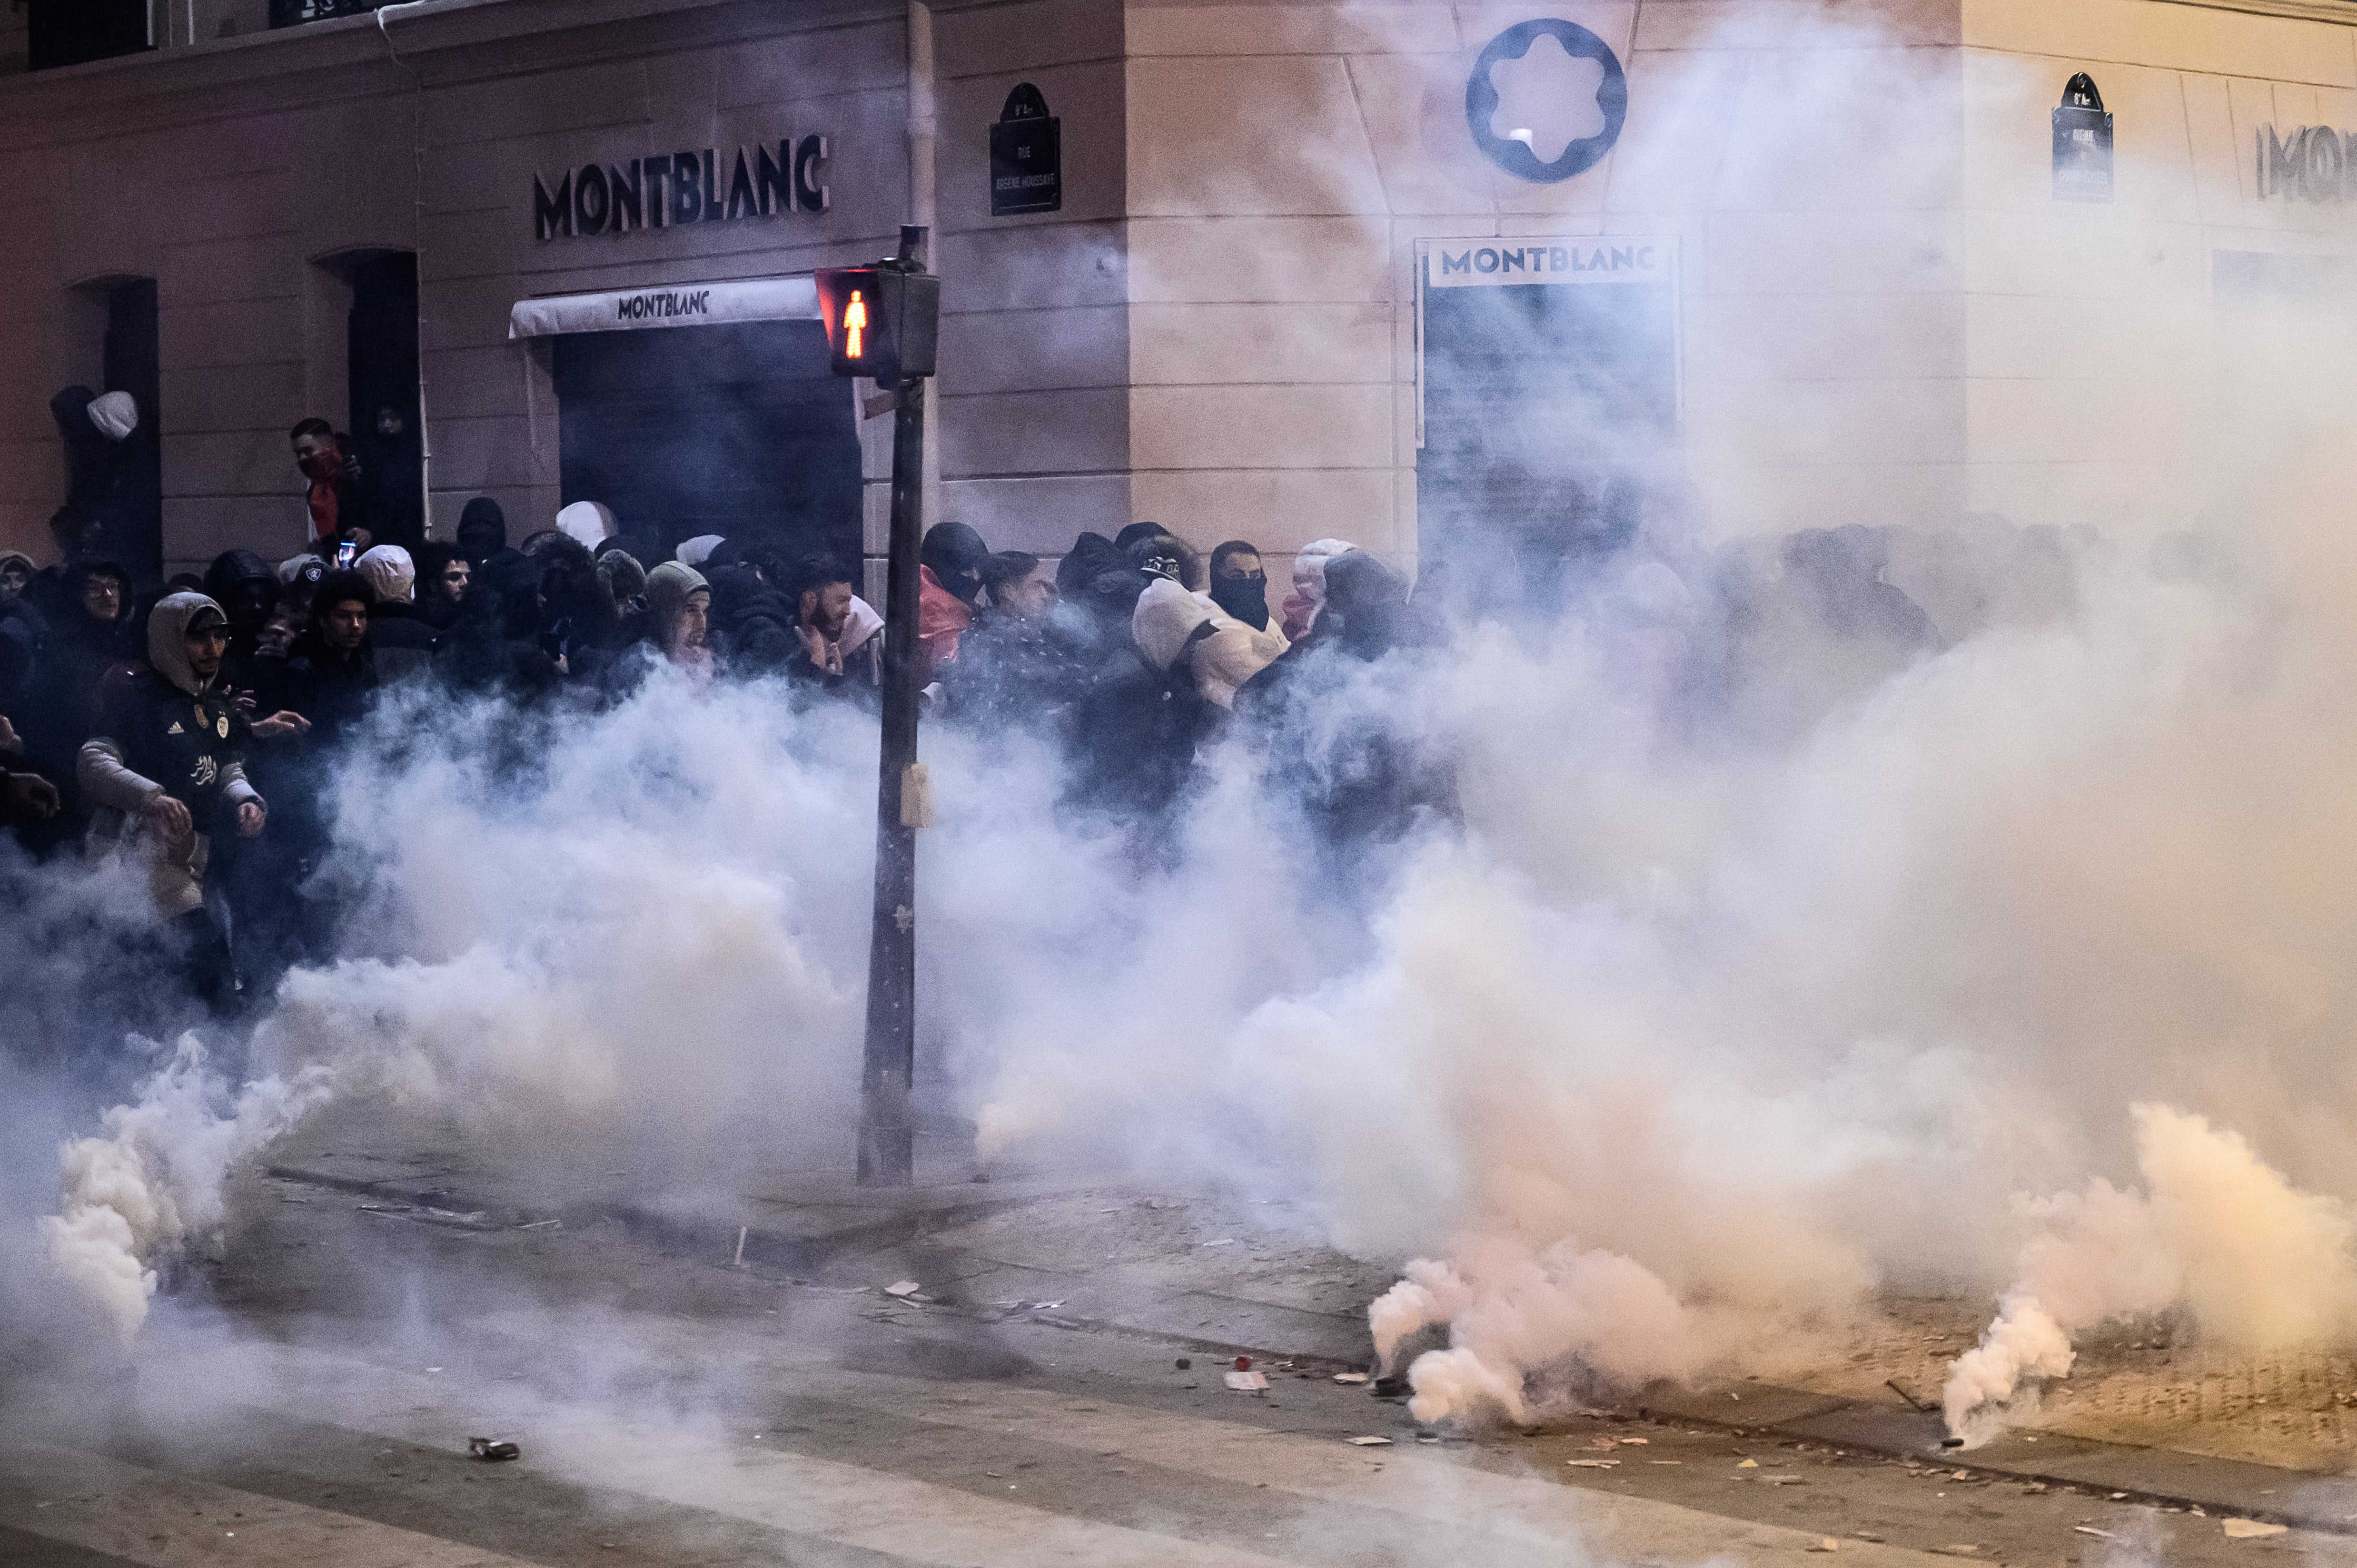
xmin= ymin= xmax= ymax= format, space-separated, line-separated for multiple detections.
xmin=0 ymin=1440 xmax=540 ymax=1568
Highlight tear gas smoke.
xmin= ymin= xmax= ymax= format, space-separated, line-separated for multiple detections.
xmin=16 ymin=9 xmax=2357 ymax=1467
xmin=1944 ymin=1105 xmax=2357 ymax=1444
xmin=43 ymin=1035 xmax=331 ymax=1341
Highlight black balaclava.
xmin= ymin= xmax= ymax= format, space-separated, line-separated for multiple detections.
xmin=1208 ymin=540 xmax=1270 ymax=632
xmin=921 ymin=522 xmax=990 ymax=605
xmin=457 ymin=497 xmax=508 ymax=567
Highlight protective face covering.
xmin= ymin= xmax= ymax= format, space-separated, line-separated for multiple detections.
xmin=1210 ymin=567 xmax=1271 ymax=631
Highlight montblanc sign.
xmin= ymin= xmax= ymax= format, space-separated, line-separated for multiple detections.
xmin=2257 ymin=124 xmax=2356 ymax=202
xmin=534 ymin=136 xmax=830 ymax=241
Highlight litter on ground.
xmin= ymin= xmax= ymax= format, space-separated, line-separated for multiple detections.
xmin=2223 ymin=1521 xmax=2288 ymax=1540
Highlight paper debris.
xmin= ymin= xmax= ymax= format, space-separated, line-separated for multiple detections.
xmin=2223 ymin=1520 xmax=2288 ymax=1540
xmin=1332 ymin=1372 xmax=1370 ymax=1384
xmin=1224 ymin=1370 xmax=1269 ymax=1391
xmin=2073 ymin=1528 xmax=2117 ymax=1540
xmin=1805 ymin=1539 xmax=1840 ymax=1553
xmin=1345 ymin=1436 xmax=1393 ymax=1447
xmin=1737 ymin=1458 xmax=1759 ymax=1468
xmin=882 ymin=1281 xmax=921 ymax=1297
xmin=468 ymin=1438 xmax=521 ymax=1462
xmin=1565 ymin=1460 xmax=1621 ymax=1469
xmin=1620 ymin=1437 xmax=1648 ymax=1444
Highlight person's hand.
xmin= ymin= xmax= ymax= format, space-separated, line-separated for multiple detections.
xmin=145 ymin=792 xmax=192 ymax=840
xmin=232 ymin=689 xmax=258 ymax=719
xmin=797 ymin=624 xmax=842 ymax=675
xmin=250 ymin=710 xmax=311 ymax=740
xmin=236 ymin=799 xmax=267 ymax=838
xmin=0 ymin=714 xmax=20 ymax=754
xmin=5 ymin=771 xmax=59 ymax=820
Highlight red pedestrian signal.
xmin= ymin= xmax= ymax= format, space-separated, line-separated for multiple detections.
xmin=816 ymin=266 xmax=939 ymax=382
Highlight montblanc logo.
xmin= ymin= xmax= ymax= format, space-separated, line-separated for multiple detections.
xmin=1466 ymin=20 xmax=1628 ymax=184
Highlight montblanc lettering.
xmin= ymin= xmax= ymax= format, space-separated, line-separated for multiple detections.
xmin=2258 ymin=123 xmax=2357 ymax=202
xmin=531 ymin=136 xmax=831 ymax=241
xmin=614 ymin=290 xmax=714 ymax=321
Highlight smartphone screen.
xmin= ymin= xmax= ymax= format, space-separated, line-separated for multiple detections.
xmin=336 ymin=541 xmax=357 ymax=568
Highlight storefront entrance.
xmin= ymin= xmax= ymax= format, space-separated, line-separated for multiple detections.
xmin=1415 ymin=238 xmax=1678 ymax=609
xmin=552 ymin=319 xmax=859 ymax=567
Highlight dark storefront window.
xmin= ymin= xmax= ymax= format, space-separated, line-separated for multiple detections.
xmin=103 ymin=279 xmax=164 ymax=582
xmin=348 ymin=254 xmax=425 ymax=553
xmin=1418 ymin=270 xmax=1677 ymax=612
xmin=553 ymin=322 xmax=859 ymax=568
xmin=270 ymin=0 xmax=392 ymax=27
xmin=27 ymin=0 xmax=152 ymax=71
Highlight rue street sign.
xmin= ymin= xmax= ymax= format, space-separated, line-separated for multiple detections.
xmin=991 ymin=83 xmax=1062 ymax=216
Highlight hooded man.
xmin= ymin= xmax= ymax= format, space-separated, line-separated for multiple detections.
xmin=1280 ymin=538 xmax=1357 ymax=642
xmin=456 ymin=496 xmax=509 ymax=567
xmin=79 ymin=592 xmax=267 ymax=1004
xmin=556 ymin=500 xmax=616 ymax=552
xmin=916 ymin=522 xmax=988 ymax=682
xmin=357 ymin=544 xmax=437 ymax=680
xmin=48 ymin=386 xmax=142 ymax=562
xmin=1208 ymin=541 xmax=1275 ymax=632
xmin=644 ymin=560 xmax=713 ymax=678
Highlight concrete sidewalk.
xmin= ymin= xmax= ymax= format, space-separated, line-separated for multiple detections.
xmin=249 ymin=1107 xmax=2357 ymax=1537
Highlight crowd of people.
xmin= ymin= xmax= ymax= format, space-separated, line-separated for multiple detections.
xmin=0 ymin=437 xmax=1451 ymax=1020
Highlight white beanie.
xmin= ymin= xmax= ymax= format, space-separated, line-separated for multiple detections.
xmin=556 ymin=500 xmax=615 ymax=549
xmin=87 ymin=391 xmax=139 ymax=443
xmin=676 ymin=534 xmax=725 ymax=567
xmin=356 ymin=543 xmax=416 ymax=604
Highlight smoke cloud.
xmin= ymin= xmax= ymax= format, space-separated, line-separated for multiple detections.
xmin=13 ymin=9 xmax=2357 ymax=1487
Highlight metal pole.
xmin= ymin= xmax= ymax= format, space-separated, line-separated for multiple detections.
xmin=858 ymin=371 xmax=925 ymax=1186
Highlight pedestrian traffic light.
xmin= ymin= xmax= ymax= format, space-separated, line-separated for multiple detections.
xmin=815 ymin=266 xmax=940 ymax=382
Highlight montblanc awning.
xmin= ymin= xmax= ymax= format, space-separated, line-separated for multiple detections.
xmin=507 ymin=276 xmax=820 ymax=339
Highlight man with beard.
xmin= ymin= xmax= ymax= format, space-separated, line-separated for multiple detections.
xmin=779 ymin=555 xmax=881 ymax=693
xmin=79 ymin=592 xmax=267 ymax=1009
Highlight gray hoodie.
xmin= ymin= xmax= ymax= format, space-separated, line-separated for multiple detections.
xmin=79 ymin=593 xmax=261 ymax=907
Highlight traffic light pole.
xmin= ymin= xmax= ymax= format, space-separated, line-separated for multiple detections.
xmin=857 ymin=367 xmax=925 ymax=1186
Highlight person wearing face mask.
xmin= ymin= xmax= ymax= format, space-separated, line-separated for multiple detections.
xmin=1207 ymin=540 xmax=1280 ymax=634
xmin=915 ymin=521 xmax=990 ymax=683
xmin=79 ymin=592 xmax=268 ymax=1008
xmin=290 ymin=417 xmax=370 ymax=555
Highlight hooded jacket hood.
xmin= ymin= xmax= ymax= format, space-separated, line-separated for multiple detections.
xmin=149 ymin=592 xmax=227 ymax=696
xmin=88 ymin=391 xmax=139 ymax=443
xmin=645 ymin=560 xmax=709 ymax=622
xmin=356 ymin=544 xmax=416 ymax=603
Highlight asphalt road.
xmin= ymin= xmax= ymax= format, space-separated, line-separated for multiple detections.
xmin=2 ymin=1173 xmax=2348 ymax=1568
